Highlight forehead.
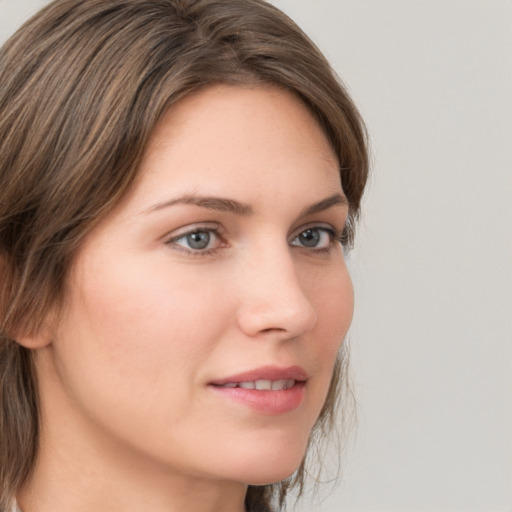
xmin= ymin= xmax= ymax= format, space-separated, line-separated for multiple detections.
xmin=113 ymin=85 xmax=342 ymax=219
xmin=143 ymin=86 xmax=337 ymax=183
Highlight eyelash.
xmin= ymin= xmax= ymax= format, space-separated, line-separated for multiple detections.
xmin=166 ymin=223 xmax=345 ymax=257
xmin=165 ymin=224 xmax=226 ymax=257
xmin=289 ymin=226 xmax=341 ymax=251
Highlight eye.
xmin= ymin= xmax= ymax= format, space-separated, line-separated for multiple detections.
xmin=290 ymin=227 xmax=336 ymax=250
xmin=167 ymin=227 xmax=223 ymax=253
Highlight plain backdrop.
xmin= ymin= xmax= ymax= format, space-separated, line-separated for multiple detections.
xmin=1 ymin=1 xmax=511 ymax=511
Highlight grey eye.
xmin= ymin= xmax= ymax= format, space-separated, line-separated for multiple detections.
xmin=290 ymin=227 xmax=333 ymax=249
xmin=298 ymin=228 xmax=320 ymax=247
xmin=169 ymin=228 xmax=221 ymax=253
xmin=185 ymin=231 xmax=211 ymax=250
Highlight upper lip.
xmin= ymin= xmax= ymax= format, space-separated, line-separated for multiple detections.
xmin=209 ymin=365 xmax=308 ymax=386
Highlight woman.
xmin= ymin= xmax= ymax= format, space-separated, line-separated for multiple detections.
xmin=0 ymin=1 xmax=368 ymax=511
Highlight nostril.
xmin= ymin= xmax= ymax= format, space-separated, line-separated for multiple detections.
xmin=260 ymin=327 xmax=287 ymax=334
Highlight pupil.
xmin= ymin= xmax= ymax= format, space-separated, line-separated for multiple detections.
xmin=187 ymin=231 xmax=210 ymax=249
xmin=300 ymin=229 xmax=319 ymax=247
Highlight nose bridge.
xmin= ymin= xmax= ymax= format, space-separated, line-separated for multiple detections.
xmin=235 ymin=241 xmax=318 ymax=338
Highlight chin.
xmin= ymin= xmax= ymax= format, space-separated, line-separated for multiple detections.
xmin=229 ymin=436 xmax=309 ymax=486
xmin=244 ymin=464 xmax=302 ymax=486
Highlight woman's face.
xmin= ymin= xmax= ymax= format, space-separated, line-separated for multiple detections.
xmin=39 ymin=85 xmax=353 ymax=487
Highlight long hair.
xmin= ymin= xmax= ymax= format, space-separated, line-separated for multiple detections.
xmin=0 ymin=1 xmax=369 ymax=510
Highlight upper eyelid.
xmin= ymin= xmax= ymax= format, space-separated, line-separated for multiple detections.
xmin=289 ymin=222 xmax=340 ymax=239
xmin=167 ymin=223 xmax=338 ymax=238
xmin=164 ymin=222 xmax=224 ymax=241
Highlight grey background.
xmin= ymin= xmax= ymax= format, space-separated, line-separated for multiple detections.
xmin=1 ymin=1 xmax=511 ymax=511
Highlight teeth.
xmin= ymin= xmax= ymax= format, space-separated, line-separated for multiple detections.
xmin=271 ymin=379 xmax=287 ymax=390
xmin=255 ymin=379 xmax=272 ymax=390
xmin=283 ymin=379 xmax=295 ymax=390
xmin=219 ymin=379 xmax=297 ymax=390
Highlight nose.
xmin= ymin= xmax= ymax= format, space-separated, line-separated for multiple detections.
xmin=235 ymin=246 xmax=318 ymax=340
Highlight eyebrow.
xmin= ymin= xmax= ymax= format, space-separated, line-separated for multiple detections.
xmin=145 ymin=193 xmax=253 ymax=216
xmin=144 ymin=192 xmax=347 ymax=216
xmin=300 ymin=193 xmax=348 ymax=216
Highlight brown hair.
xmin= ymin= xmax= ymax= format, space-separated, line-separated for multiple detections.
xmin=0 ymin=0 xmax=368 ymax=510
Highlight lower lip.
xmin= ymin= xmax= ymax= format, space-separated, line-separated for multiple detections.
xmin=209 ymin=382 xmax=306 ymax=415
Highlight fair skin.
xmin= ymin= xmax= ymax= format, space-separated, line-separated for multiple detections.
xmin=18 ymin=85 xmax=353 ymax=512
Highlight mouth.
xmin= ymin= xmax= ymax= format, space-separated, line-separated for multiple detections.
xmin=208 ymin=366 xmax=308 ymax=415
xmin=209 ymin=365 xmax=308 ymax=386
xmin=213 ymin=379 xmax=296 ymax=391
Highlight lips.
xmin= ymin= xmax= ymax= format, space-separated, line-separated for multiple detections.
xmin=208 ymin=365 xmax=308 ymax=415
xmin=219 ymin=379 xmax=296 ymax=391
xmin=209 ymin=365 xmax=308 ymax=387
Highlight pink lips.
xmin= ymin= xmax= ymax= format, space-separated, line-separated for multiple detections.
xmin=208 ymin=365 xmax=308 ymax=415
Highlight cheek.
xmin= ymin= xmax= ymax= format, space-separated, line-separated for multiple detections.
xmin=300 ymin=262 xmax=353 ymax=413
xmin=49 ymin=254 xmax=240 ymax=466
xmin=54 ymin=253 xmax=231 ymax=412
xmin=78 ymin=250 xmax=226 ymax=345
xmin=308 ymin=261 xmax=354 ymax=349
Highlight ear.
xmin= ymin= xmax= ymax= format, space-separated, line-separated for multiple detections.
xmin=15 ymin=324 xmax=53 ymax=349
xmin=0 ymin=256 xmax=54 ymax=349
xmin=13 ymin=303 xmax=57 ymax=349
